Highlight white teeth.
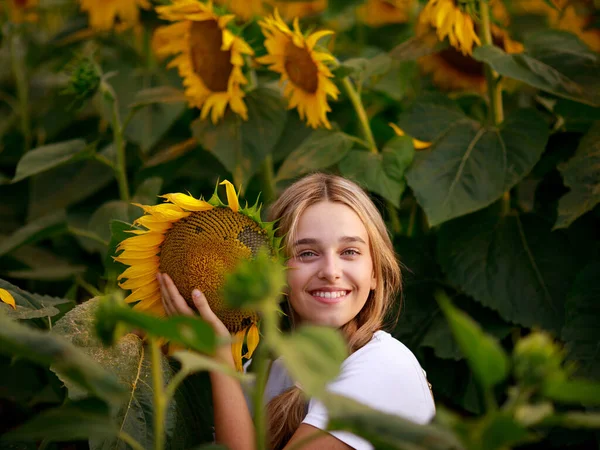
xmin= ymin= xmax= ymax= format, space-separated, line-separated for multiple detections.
xmin=312 ymin=291 xmax=347 ymax=299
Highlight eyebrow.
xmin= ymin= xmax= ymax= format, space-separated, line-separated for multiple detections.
xmin=293 ymin=236 xmax=367 ymax=246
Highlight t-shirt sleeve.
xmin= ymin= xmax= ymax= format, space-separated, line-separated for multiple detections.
xmin=301 ymin=337 xmax=435 ymax=450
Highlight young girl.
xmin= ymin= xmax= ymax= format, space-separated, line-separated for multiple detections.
xmin=158 ymin=173 xmax=435 ymax=450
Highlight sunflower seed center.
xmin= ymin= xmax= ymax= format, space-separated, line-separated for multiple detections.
xmin=189 ymin=20 xmax=233 ymax=92
xmin=284 ymin=41 xmax=319 ymax=93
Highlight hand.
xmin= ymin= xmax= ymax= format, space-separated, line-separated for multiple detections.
xmin=157 ymin=273 xmax=230 ymax=339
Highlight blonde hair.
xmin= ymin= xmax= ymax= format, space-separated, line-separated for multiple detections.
xmin=265 ymin=173 xmax=402 ymax=449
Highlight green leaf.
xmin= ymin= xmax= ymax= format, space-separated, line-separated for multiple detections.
xmin=0 ymin=210 xmax=67 ymax=257
xmin=0 ymin=277 xmax=73 ymax=311
xmin=543 ymin=378 xmax=600 ymax=406
xmin=421 ymin=296 xmax=512 ymax=361
xmin=324 ymin=393 xmax=465 ymax=450
xmin=2 ymin=398 xmax=119 ymax=442
xmin=4 ymin=265 xmax=86 ymax=280
xmin=405 ymin=108 xmax=549 ymax=226
xmin=104 ymin=64 xmax=186 ymax=153
xmin=273 ymin=326 xmax=347 ymax=397
xmin=173 ymin=350 xmax=251 ymax=381
xmin=275 ymin=130 xmax=355 ymax=182
xmin=27 ymin=150 xmax=114 ymax=220
xmin=438 ymin=209 xmax=580 ymax=332
xmin=475 ymin=412 xmax=530 ymax=450
xmin=382 ymin=136 xmax=415 ymax=181
xmin=53 ymin=298 xmax=170 ymax=450
xmin=472 ymin=31 xmax=600 ymax=106
xmin=339 ymin=149 xmax=406 ymax=207
xmin=0 ymin=314 xmax=126 ymax=405
xmin=334 ymin=54 xmax=392 ymax=80
xmin=132 ymin=177 xmax=163 ymax=205
xmin=554 ymin=121 xmax=600 ymax=229
xmin=0 ymin=303 xmax=60 ymax=320
xmin=562 ymin=262 xmax=600 ymax=378
xmin=435 ymin=291 xmax=509 ymax=390
xmin=95 ymin=293 xmax=217 ymax=355
xmin=129 ymin=86 xmax=187 ymax=108
xmin=87 ymin=200 xmax=140 ymax=256
xmin=11 ymin=139 xmax=91 ymax=183
xmin=192 ymin=87 xmax=287 ymax=186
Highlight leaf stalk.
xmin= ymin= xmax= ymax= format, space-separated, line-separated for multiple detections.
xmin=479 ymin=0 xmax=504 ymax=125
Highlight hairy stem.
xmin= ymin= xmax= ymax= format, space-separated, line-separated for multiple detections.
xmin=259 ymin=154 xmax=276 ymax=204
xmin=479 ymin=0 xmax=504 ymax=125
xmin=341 ymin=77 xmax=377 ymax=154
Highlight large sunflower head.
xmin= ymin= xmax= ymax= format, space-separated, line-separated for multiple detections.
xmin=78 ymin=0 xmax=150 ymax=31
xmin=256 ymin=10 xmax=339 ymax=129
xmin=154 ymin=0 xmax=254 ymax=124
xmin=418 ymin=0 xmax=481 ymax=55
xmin=115 ymin=180 xmax=281 ymax=371
xmin=357 ymin=0 xmax=414 ymax=27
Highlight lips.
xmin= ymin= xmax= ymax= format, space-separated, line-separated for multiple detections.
xmin=308 ymin=288 xmax=351 ymax=304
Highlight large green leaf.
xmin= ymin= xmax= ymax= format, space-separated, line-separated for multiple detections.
xmin=104 ymin=65 xmax=186 ymax=154
xmin=438 ymin=208 xmax=580 ymax=332
xmin=324 ymin=393 xmax=465 ymax=450
xmin=554 ymin=121 xmax=600 ymax=229
xmin=0 ymin=210 xmax=67 ymax=257
xmin=403 ymin=107 xmax=549 ymax=226
xmin=4 ymin=265 xmax=86 ymax=281
xmin=435 ymin=292 xmax=509 ymax=390
xmin=27 ymin=151 xmax=114 ymax=220
xmin=87 ymin=201 xmax=140 ymax=257
xmin=275 ymin=130 xmax=355 ymax=182
xmin=2 ymin=398 xmax=119 ymax=442
xmin=0 ymin=314 xmax=126 ymax=405
xmin=52 ymin=298 xmax=175 ymax=450
xmin=192 ymin=87 xmax=287 ymax=186
xmin=11 ymin=140 xmax=91 ymax=183
xmin=473 ymin=31 xmax=600 ymax=106
xmin=339 ymin=137 xmax=414 ymax=207
xmin=272 ymin=326 xmax=347 ymax=397
xmin=95 ymin=293 xmax=217 ymax=355
xmin=562 ymin=262 xmax=600 ymax=379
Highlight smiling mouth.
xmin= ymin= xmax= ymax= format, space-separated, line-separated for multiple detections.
xmin=309 ymin=290 xmax=350 ymax=303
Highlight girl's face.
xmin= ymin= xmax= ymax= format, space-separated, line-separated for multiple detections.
xmin=286 ymin=201 xmax=377 ymax=328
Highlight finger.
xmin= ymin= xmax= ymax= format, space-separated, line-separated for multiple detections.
xmin=191 ymin=290 xmax=229 ymax=337
xmin=157 ymin=274 xmax=174 ymax=316
xmin=162 ymin=273 xmax=196 ymax=317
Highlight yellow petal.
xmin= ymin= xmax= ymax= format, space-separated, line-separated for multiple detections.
xmin=0 ymin=288 xmax=16 ymax=310
xmin=232 ymin=329 xmax=245 ymax=372
xmin=160 ymin=193 xmax=214 ymax=212
xmin=243 ymin=323 xmax=260 ymax=359
xmin=389 ymin=123 xmax=432 ymax=149
xmin=220 ymin=180 xmax=240 ymax=213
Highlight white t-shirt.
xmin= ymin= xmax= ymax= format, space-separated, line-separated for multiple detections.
xmin=262 ymin=330 xmax=436 ymax=450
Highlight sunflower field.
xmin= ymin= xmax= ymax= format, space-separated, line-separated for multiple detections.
xmin=1 ymin=0 xmax=600 ymax=448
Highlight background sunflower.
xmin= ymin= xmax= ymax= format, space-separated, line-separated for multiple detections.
xmin=257 ymin=10 xmax=339 ymax=128
xmin=78 ymin=0 xmax=150 ymax=31
xmin=154 ymin=0 xmax=254 ymax=123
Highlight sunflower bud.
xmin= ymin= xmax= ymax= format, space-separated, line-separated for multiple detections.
xmin=513 ymin=331 xmax=564 ymax=387
xmin=62 ymin=55 xmax=101 ymax=107
xmin=221 ymin=250 xmax=286 ymax=310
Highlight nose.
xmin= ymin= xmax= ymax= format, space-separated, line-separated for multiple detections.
xmin=318 ymin=253 xmax=341 ymax=281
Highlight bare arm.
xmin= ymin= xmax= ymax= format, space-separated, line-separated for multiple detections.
xmin=158 ymin=273 xmax=256 ymax=450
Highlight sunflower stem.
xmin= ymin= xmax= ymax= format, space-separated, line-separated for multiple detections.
xmin=478 ymin=0 xmax=504 ymax=126
xmin=252 ymin=345 xmax=269 ymax=450
xmin=340 ymin=77 xmax=377 ymax=154
xmin=101 ymin=80 xmax=130 ymax=202
xmin=386 ymin=201 xmax=402 ymax=234
xmin=9 ymin=30 xmax=31 ymax=152
xmin=501 ymin=191 xmax=511 ymax=216
xmin=150 ymin=338 xmax=166 ymax=450
xmin=118 ymin=431 xmax=145 ymax=450
xmin=259 ymin=154 xmax=276 ymax=204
